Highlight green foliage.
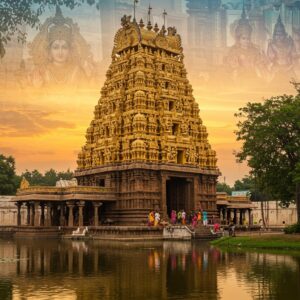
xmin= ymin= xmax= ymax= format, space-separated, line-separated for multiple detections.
xmin=234 ymin=176 xmax=253 ymax=191
xmin=0 ymin=154 xmax=18 ymax=195
xmin=235 ymin=91 xmax=300 ymax=211
xmin=284 ymin=223 xmax=300 ymax=234
xmin=21 ymin=169 xmax=73 ymax=186
xmin=0 ymin=1 xmax=97 ymax=58
xmin=233 ymin=175 xmax=270 ymax=201
xmin=216 ymin=182 xmax=233 ymax=194
xmin=211 ymin=236 xmax=300 ymax=250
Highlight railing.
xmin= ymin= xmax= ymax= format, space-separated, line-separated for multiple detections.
xmin=17 ymin=186 xmax=112 ymax=195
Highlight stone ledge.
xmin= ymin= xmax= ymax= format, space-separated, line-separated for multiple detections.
xmin=75 ymin=162 xmax=220 ymax=177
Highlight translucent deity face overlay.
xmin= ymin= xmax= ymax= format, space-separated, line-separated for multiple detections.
xmin=239 ymin=34 xmax=251 ymax=49
xmin=49 ymin=40 xmax=70 ymax=64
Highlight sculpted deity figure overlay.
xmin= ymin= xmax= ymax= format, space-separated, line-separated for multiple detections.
xmin=267 ymin=15 xmax=297 ymax=82
xmin=225 ymin=7 xmax=268 ymax=84
xmin=28 ymin=6 xmax=95 ymax=89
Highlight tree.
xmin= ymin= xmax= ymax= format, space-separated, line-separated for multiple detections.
xmin=234 ymin=175 xmax=271 ymax=228
xmin=234 ymin=176 xmax=254 ymax=191
xmin=22 ymin=169 xmax=44 ymax=186
xmin=235 ymin=90 xmax=300 ymax=222
xmin=0 ymin=0 xmax=97 ymax=58
xmin=216 ymin=182 xmax=233 ymax=195
xmin=21 ymin=169 xmax=74 ymax=186
xmin=0 ymin=154 xmax=18 ymax=195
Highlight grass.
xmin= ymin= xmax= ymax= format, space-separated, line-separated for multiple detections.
xmin=211 ymin=234 xmax=300 ymax=251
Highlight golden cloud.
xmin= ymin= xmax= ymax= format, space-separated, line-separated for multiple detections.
xmin=0 ymin=104 xmax=75 ymax=137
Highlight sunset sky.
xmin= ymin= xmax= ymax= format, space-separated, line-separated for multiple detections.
xmin=0 ymin=2 xmax=297 ymax=186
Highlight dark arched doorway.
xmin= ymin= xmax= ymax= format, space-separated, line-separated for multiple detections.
xmin=166 ymin=177 xmax=193 ymax=217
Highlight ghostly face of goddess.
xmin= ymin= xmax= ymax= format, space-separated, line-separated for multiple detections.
xmin=239 ymin=34 xmax=251 ymax=49
xmin=49 ymin=40 xmax=70 ymax=64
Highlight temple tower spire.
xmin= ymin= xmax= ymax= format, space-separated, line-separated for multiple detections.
xmin=76 ymin=13 xmax=219 ymax=224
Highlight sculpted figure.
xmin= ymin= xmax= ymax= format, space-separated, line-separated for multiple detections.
xmin=225 ymin=8 xmax=268 ymax=84
xmin=267 ymin=16 xmax=297 ymax=82
xmin=292 ymin=27 xmax=300 ymax=79
xmin=28 ymin=6 xmax=95 ymax=90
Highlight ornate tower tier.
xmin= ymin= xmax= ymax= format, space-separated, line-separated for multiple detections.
xmin=75 ymin=15 xmax=219 ymax=224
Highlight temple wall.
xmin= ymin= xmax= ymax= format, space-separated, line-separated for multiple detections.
xmin=77 ymin=169 xmax=217 ymax=224
xmin=252 ymin=201 xmax=298 ymax=227
xmin=0 ymin=196 xmax=26 ymax=226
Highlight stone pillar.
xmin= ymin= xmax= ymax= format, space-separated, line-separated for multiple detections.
xmin=67 ymin=202 xmax=74 ymax=227
xmin=248 ymin=209 xmax=252 ymax=226
xmin=224 ymin=208 xmax=228 ymax=224
xmin=93 ymin=202 xmax=102 ymax=226
xmin=34 ymin=202 xmax=40 ymax=226
xmin=45 ymin=202 xmax=52 ymax=227
xmin=230 ymin=209 xmax=234 ymax=223
xmin=26 ymin=203 xmax=31 ymax=225
xmin=30 ymin=203 xmax=34 ymax=226
xmin=241 ymin=210 xmax=245 ymax=225
xmin=59 ymin=204 xmax=65 ymax=226
xmin=78 ymin=201 xmax=85 ymax=227
xmin=219 ymin=208 xmax=223 ymax=222
xmin=161 ymin=175 xmax=168 ymax=218
xmin=236 ymin=209 xmax=240 ymax=225
xmin=16 ymin=202 xmax=22 ymax=226
xmin=40 ymin=203 xmax=45 ymax=226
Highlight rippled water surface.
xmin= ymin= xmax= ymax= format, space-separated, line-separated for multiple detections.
xmin=0 ymin=239 xmax=299 ymax=300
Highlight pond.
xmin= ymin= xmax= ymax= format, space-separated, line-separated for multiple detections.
xmin=0 ymin=239 xmax=299 ymax=300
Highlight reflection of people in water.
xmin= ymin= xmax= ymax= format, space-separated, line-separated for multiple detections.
xmin=27 ymin=6 xmax=95 ymax=90
xmin=225 ymin=7 xmax=268 ymax=85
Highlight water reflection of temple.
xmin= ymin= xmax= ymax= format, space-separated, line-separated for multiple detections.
xmin=1 ymin=240 xmax=219 ymax=300
xmin=1 ymin=239 xmax=300 ymax=299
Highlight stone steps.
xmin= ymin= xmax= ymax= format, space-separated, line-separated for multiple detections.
xmin=193 ymin=225 xmax=220 ymax=240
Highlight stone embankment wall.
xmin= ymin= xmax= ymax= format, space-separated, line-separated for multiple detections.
xmin=0 ymin=196 xmax=26 ymax=226
xmin=252 ymin=201 xmax=297 ymax=227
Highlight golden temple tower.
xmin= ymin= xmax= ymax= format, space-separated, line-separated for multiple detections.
xmin=75 ymin=14 xmax=219 ymax=223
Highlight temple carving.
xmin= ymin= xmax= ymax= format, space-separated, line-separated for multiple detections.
xmin=75 ymin=15 xmax=219 ymax=223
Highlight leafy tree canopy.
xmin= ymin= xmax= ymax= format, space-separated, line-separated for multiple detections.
xmin=21 ymin=168 xmax=74 ymax=186
xmin=235 ymin=89 xmax=300 ymax=219
xmin=216 ymin=182 xmax=233 ymax=195
xmin=0 ymin=0 xmax=98 ymax=58
xmin=0 ymin=154 xmax=18 ymax=195
xmin=233 ymin=175 xmax=270 ymax=202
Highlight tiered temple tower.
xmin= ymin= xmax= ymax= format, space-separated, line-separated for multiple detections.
xmin=75 ymin=15 xmax=219 ymax=223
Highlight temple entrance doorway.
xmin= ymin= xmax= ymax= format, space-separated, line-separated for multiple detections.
xmin=166 ymin=177 xmax=193 ymax=218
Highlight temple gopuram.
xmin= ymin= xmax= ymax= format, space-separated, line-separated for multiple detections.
xmin=75 ymin=14 xmax=219 ymax=223
xmin=15 ymin=13 xmax=219 ymax=226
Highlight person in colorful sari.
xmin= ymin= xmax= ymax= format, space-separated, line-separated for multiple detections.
xmin=171 ymin=210 xmax=177 ymax=224
xmin=177 ymin=210 xmax=182 ymax=224
xmin=192 ymin=213 xmax=198 ymax=228
xmin=181 ymin=210 xmax=186 ymax=225
xmin=148 ymin=211 xmax=154 ymax=226
xmin=197 ymin=210 xmax=202 ymax=223
xmin=203 ymin=210 xmax=208 ymax=226
xmin=154 ymin=211 xmax=160 ymax=226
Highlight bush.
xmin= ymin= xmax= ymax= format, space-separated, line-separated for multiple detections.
xmin=284 ymin=223 xmax=300 ymax=234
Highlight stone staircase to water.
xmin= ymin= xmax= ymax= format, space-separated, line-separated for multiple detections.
xmin=193 ymin=225 xmax=220 ymax=240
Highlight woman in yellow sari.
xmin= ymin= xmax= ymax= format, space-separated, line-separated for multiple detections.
xmin=148 ymin=211 xmax=154 ymax=226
